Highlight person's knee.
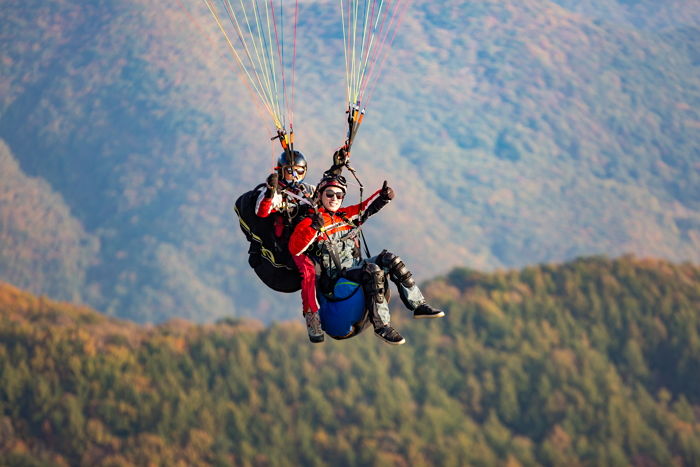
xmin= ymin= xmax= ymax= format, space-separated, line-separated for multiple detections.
xmin=376 ymin=250 xmax=415 ymax=288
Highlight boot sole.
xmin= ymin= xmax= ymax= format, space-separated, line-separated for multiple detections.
xmin=382 ymin=338 xmax=406 ymax=345
xmin=413 ymin=311 xmax=445 ymax=319
xmin=376 ymin=336 xmax=406 ymax=345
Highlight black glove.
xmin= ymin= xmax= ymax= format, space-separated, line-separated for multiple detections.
xmin=266 ymin=173 xmax=279 ymax=190
xmin=360 ymin=182 xmax=393 ymax=224
xmin=310 ymin=211 xmax=325 ymax=232
xmin=379 ymin=180 xmax=394 ymax=201
xmin=265 ymin=173 xmax=279 ymax=197
xmin=333 ymin=146 xmax=349 ymax=166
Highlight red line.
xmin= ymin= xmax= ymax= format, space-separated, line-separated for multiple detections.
xmin=363 ymin=0 xmax=399 ymax=98
xmin=173 ymin=0 xmax=271 ymax=128
xmin=364 ymin=0 xmax=411 ymax=107
xmin=359 ymin=0 xmax=393 ymax=100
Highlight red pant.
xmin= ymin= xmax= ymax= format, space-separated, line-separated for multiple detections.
xmin=293 ymin=254 xmax=319 ymax=314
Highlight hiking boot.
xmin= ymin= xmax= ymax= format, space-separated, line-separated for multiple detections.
xmin=305 ymin=312 xmax=324 ymax=343
xmin=374 ymin=325 xmax=405 ymax=345
xmin=413 ymin=303 xmax=445 ymax=319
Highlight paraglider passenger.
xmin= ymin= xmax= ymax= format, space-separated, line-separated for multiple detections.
xmin=255 ymin=150 xmax=324 ymax=343
xmin=289 ymin=173 xmax=445 ymax=345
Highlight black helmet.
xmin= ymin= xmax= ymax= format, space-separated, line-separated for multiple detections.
xmin=276 ymin=150 xmax=307 ymax=181
xmin=276 ymin=150 xmax=307 ymax=170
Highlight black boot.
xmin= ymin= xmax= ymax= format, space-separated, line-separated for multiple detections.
xmin=374 ymin=325 xmax=406 ymax=345
xmin=413 ymin=303 xmax=445 ymax=319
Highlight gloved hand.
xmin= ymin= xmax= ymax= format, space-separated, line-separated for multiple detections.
xmin=310 ymin=211 xmax=325 ymax=232
xmin=333 ymin=146 xmax=349 ymax=166
xmin=266 ymin=173 xmax=279 ymax=190
xmin=379 ymin=180 xmax=394 ymax=201
xmin=265 ymin=173 xmax=279 ymax=197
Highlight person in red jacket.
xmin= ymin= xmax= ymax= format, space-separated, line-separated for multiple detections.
xmin=289 ymin=173 xmax=445 ymax=345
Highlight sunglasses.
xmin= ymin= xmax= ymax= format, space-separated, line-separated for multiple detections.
xmin=283 ymin=166 xmax=306 ymax=175
xmin=324 ymin=190 xmax=345 ymax=200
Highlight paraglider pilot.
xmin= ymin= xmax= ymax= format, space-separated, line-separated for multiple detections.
xmin=255 ymin=150 xmax=325 ymax=342
xmin=289 ymin=173 xmax=445 ymax=345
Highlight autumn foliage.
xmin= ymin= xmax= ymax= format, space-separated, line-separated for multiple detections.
xmin=1 ymin=256 xmax=699 ymax=465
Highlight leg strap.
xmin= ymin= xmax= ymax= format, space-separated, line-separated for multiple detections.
xmin=362 ymin=262 xmax=386 ymax=303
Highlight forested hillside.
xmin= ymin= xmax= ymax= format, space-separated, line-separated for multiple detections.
xmin=1 ymin=256 xmax=699 ymax=466
xmin=1 ymin=0 xmax=699 ymax=323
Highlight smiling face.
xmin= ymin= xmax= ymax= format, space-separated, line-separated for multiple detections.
xmin=320 ymin=187 xmax=345 ymax=212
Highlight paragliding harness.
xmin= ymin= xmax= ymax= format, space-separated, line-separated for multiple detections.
xmin=234 ymin=132 xmax=313 ymax=293
xmin=313 ymin=217 xmax=370 ymax=339
xmin=313 ymin=211 xmax=365 ymax=291
xmin=315 ymin=216 xmax=393 ymax=340
xmin=235 ymin=184 xmax=305 ymax=292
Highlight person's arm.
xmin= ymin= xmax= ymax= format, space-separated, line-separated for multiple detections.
xmin=325 ymin=146 xmax=349 ymax=176
xmin=289 ymin=213 xmax=323 ymax=256
xmin=255 ymin=174 xmax=281 ymax=217
xmin=344 ymin=181 xmax=394 ymax=225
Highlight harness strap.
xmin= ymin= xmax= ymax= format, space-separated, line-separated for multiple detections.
xmin=319 ymin=212 xmax=358 ymax=274
xmin=360 ymin=230 xmax=371 ymax=258
xmin=336 ymin=211 xmax=371 ymax=260
xmin=280 ymin=188 xmax=314 ymax=206
xmin=321 ymin=231 xmax=345 ymax=274
xmin=279 ymin=185 xmax=314 ymax=225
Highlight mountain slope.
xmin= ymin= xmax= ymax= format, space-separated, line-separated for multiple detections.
xmin=0 ymin=0 xmax=698 ymax=322
xmin=0 ymin=140 xmax=97 ymax=302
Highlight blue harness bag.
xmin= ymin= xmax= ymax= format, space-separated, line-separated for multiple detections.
xmin=318 ymin=280 xmax=366 ymax=339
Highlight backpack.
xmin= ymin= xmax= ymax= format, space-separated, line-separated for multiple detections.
xmin=234 ymin=184 xmax=301 ymax=293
